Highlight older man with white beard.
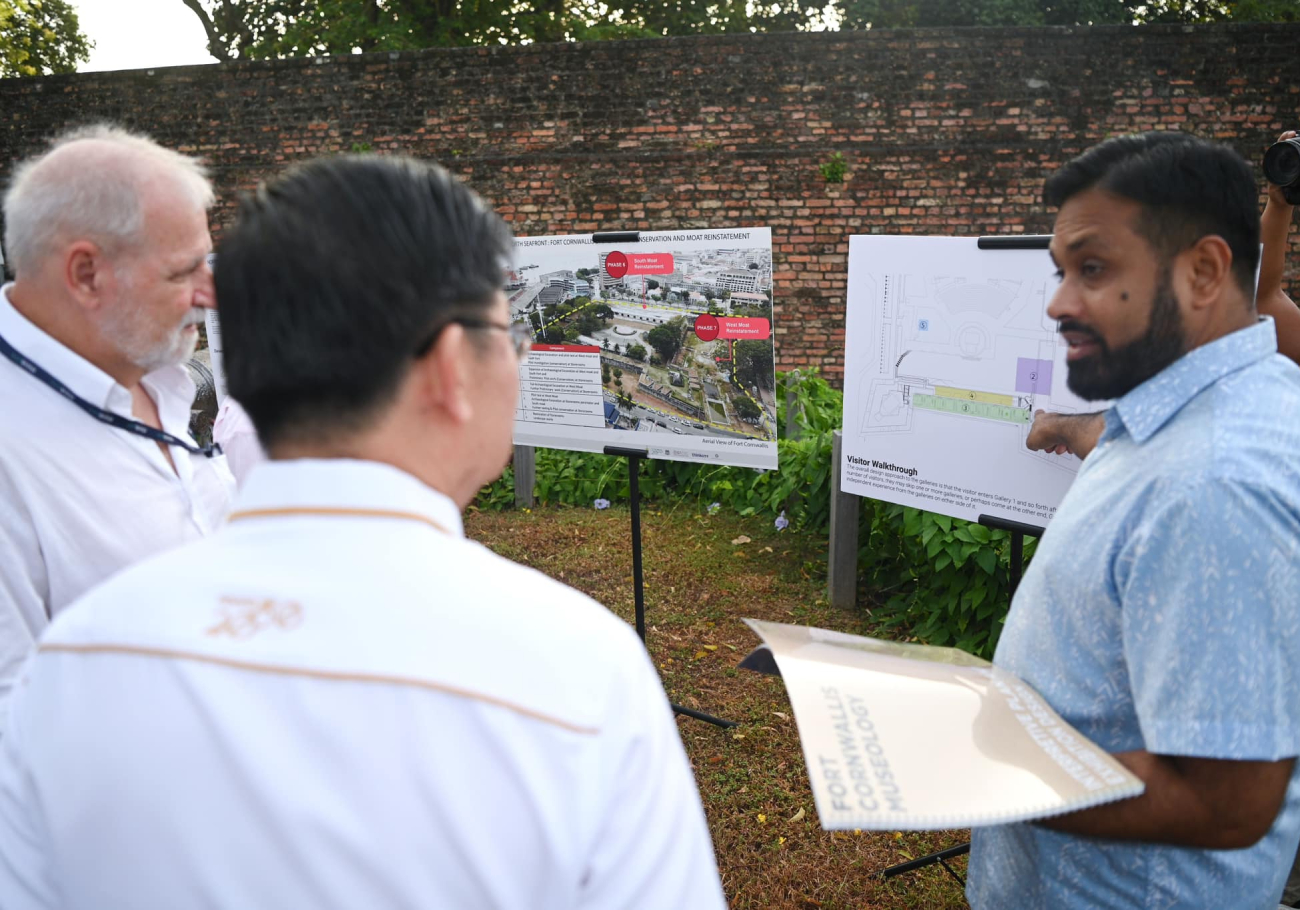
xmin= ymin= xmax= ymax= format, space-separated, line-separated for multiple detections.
xmin=0 ymin=125 xmax=234 ymax=729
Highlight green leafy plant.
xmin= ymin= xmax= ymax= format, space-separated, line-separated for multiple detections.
xmin=475 ymin=368 xmax=1028 ymax=657
xmin=858 ymin=504 xmax=1031 ymax=658
xmin=471 ymin=463 xmax=517 ymax=511
xmin=819 ymin=151 xmax=848 ymax=184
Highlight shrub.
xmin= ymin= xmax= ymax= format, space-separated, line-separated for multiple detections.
xmin=477 ymin=369 xmax=1029 ymax=657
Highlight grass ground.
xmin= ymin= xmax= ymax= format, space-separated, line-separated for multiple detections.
xmin=465 ymin=501 xmax=970 ymax=910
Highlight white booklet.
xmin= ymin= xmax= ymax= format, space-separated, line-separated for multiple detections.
xmin=741 ymin=619 xmax=1144 ymax=830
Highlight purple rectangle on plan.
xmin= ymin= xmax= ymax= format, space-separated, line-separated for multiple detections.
xmin=1015 ymin=358 xmax=1053 ymax=394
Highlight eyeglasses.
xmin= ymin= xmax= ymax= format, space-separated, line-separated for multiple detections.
xmin=414 ymin=317 xmax=533 ymax=362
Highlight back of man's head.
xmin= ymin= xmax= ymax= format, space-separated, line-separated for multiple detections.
xmin=1044 ymin=131 xmax=1259 ymax=299
xmin=2 ymin=123 xmax=213 ymax=278
xmin=215 ymin=155 xmax=513 ymax=451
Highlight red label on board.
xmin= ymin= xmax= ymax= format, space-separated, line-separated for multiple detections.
xmin=694 ymin=314 xmax=721 ymax=341
xmin=694 ymin=315 xmax=770 ymax=341
xmin=604 ymin=251 xmax=629 ymax=279
xmin=627 ymin=253 xmax=674 ymax=275
xmin=716 ymin=317 xmax=771 ymax=340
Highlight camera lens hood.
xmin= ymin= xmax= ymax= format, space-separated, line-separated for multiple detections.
xmin=1263 ymin=138 xmax=1300 ymax=204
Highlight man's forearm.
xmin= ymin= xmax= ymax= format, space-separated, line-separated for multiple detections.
xmin=1260 ymin=196 xmax=1295 ymax=304
xmin=1257 ymin=289 xmax=1300 ymax=366
xmin=1026 ymin=410 xmax=1105 ymax=459
xmin=1257 ymin=190 xmax=1300 ymax=364
xmin=1039 ymin=750 xmax=1294 ymax=849
xmin=1058 ymin=413 xmax=1104 ymax=459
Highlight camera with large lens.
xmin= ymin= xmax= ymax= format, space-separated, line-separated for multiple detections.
xmin=1264 ymin=136 xmax=1300 ymax=205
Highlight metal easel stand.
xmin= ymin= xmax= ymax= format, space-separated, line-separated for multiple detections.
xmin=605 ymin=446 xmax=738 ymax=729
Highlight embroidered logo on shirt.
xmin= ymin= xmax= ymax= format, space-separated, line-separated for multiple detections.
xmin=207 ymin=596 xmax=303 ymax=640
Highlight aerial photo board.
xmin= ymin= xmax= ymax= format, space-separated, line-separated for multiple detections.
xmin=510 ymin=228 xmax=777 ymax=470
xmin=841 ymin=236 xmax=1097 ymax=527
xmin=202 ymin=255 xmax=228 ymax=404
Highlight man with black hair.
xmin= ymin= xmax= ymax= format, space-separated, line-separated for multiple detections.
xmin=1028 ymin=128 xmax=1300 ymax=458
xmin=0 ymin=155 xmax=726 ymax=909
xmin=968 ymin=132 xmax=1300 ymax=908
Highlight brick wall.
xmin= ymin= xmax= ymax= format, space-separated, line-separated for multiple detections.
xmin=2 ymin=24 xmax=1298 ymax=384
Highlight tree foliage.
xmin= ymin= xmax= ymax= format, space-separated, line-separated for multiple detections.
xmin=734 ymin=339 xmax=774 ymax=391
xmin=178 ymin=0 xmax=1297 ymax=64
xmin=179 ymin=0 xmax=829 ymax=61
xmin=645 ymin=317 xmax=688 ymax=363
xmin=732 ymin=395 xmax=761 ymax=420
xmin=837 ymin=0 xmax=1295 ymax=26
xmin=1 ymin=0 xmax=91 ymax=77
xmin=1224 ymin=0 xmax=1298 ymax=22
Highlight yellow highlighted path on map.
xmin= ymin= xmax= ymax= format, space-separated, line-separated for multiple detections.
xmin=933 ymin=386 xmax=1014 ymax=407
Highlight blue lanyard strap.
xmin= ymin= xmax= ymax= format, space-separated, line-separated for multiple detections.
xmin=0 ymin=330 xmax=221 ymax=458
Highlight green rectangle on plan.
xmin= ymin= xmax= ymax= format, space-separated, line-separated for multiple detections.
xmin=913 ymin=394 xmax=1031 ymax=424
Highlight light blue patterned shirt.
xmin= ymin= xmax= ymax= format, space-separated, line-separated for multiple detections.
xmin=968 ymin=318 xmax=1300 ymax=910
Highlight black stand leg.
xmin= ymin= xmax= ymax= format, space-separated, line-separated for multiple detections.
xmin=616 ymin=451 xmax=737 ymax=729
xmin=879 ymin=843 xmax=969 ymax=886
xmin=1010 ymin=529 xmax=1024 ymax=596
xmin=879 ymin=517 xmax=1043 ymax=883
xmin=629 ymin=455 xmax=647 ymax=641
xmin=671 ymin=702 xmax=736 ymax=727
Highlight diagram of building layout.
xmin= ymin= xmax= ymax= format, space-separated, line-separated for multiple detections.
xmin=841 ymin=236 xmax=1100 ymax=526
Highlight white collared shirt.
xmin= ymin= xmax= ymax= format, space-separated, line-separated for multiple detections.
xmin=212 ymin=396 xmax=265 ymax=484
xmin=0 ymin=459 xmax=726 ymax=909
xmin=0 ymin=284 xmax=235 ymax=729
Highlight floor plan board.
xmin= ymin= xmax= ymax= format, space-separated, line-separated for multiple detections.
xmin=842 ymin=236 xmax=1097 ymax=525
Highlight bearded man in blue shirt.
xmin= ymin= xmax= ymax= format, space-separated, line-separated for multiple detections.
xmin=967 ymin=131 xmax=1300 ymax=909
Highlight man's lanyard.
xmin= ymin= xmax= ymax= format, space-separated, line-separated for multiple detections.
xmin=0 ymin=330 xmax=221 ymax=458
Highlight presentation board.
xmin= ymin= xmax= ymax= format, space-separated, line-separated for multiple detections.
xmin=204 ymin=309 xmax=227 ymax=405
xmin=841 ymin=236 xmax=1097 ymax=526
xmin=510 ymin=229 xmax=777 ymax=470
xmin=202 ymin=256 xmax=228 ymax=404
xmin=203 ymin=231 xmax=779 ymax=472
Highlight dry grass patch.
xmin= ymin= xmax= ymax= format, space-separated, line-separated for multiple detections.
xmin=466 ymin=502 xmax=969 ymax=910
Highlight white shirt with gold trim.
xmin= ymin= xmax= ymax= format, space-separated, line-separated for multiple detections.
xmin=0 ymin=459 xmax=726 ymax=910
xmin=0 ymin=284 xmax=235 ymax=731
